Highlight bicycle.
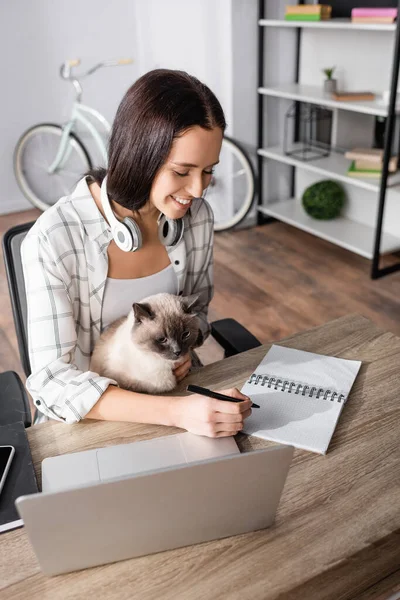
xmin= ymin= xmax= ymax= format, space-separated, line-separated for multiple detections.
xmin=14 ymin=59 xmax=255 ymax=231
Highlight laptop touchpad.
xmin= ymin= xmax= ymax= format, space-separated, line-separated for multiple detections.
xmin=42 ymin=449 xmax=100 ymax=493
xmin=96 ymin=436 xmax=185 ymax=481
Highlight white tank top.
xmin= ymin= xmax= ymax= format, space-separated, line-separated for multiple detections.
xmin=101 ymin=264 xmax=178 ymax=330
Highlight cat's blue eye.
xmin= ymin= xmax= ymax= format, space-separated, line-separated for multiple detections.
xmin=181 ymin=331 xmax=190 ymax=340
xmin=157 ymin=337 xmax=168 ymax=344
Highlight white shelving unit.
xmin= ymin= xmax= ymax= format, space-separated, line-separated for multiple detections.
xmin=258 ymin=83 xmax=398 ymax=117
xmin=257 ymin=144 xmax=400 ymax=193
xmin=257 ymin=8 xmax=400 ymax=274
xmin=258 ymin=200 xmax=400 ymax=259
xmin=259 ymin=18 xmax=396 ymax=32
xmin=258 ymin=145 xmax=400 ymax=259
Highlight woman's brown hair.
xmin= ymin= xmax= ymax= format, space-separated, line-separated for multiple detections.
xmin=87 ymin=68 xmax=226 ymax=210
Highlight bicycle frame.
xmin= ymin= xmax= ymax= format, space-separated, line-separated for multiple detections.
xmin=48 ymin=102 xmax=111 ymax=173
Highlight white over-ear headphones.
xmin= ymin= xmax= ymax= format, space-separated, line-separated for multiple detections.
xmin=100 ymin=175 xmax=184 ymax=252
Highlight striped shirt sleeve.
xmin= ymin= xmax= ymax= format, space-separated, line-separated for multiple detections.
xmin=21 ymin=229 xmax=117 ymax=424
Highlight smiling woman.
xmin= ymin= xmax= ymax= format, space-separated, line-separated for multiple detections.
xmin=153 ymin=125 xmax=223 ymax=218
xmin=21 ymin=68 xmax=253 ymax=437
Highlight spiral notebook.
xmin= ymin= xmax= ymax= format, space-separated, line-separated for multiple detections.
xmin=241 ymin=345 xmax=362 ymax=454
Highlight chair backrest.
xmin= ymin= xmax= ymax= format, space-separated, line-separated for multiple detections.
xmin=2 ymin=222 xmax=35 ymax=377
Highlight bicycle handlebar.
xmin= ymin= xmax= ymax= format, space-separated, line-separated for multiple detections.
xmin=61 ymin=58 xmax=133 ymax=80
xmin=66 ymin=59 xmax=81 ymax=68
xmin=60 ymin=58 xmax=134 ymax=101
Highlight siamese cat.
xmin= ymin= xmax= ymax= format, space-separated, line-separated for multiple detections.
xmin=90 ymin=293 xmax=203 ymax=393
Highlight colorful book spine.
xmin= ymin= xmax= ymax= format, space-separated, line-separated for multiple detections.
xmin=352 ymin=17 xmax=396 ymax=23
xmin=331 ymin=91 xmax=375 ymax=101
xmin=347 ymin=161 xmax=381 ymax=178
xmin=285 ymin=4 xmax=331 ymax=15
xmin=351 ymin=8 xmax=397 ymax=18
xmin=285 ymin=14 xmax=326 ymax=21
xmin=355 ymin=158 xmax=397 ymax=172
xmin=345 ymin=148 xmax=385 ymax=162
xmin=284 ymin=4 xmax=331 ymax=20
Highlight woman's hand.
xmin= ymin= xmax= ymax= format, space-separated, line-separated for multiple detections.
xmin=172 ymin=388 xmax=252 ymax=437
xmin=173 ymin=353 xmax=192 ymax=383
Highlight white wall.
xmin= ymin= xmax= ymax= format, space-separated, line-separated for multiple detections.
xmin=0 ymin=0 xmax=139 ymax=214
xmin=231 ymin=0 xmax=258 ymax=148
xmin=1 ymin=0 xmax=258 ymax=215
xmin=134 ymin=0 xmax=233 ymax=131
xmin=300 ymin=29 xmax=395 ymax=92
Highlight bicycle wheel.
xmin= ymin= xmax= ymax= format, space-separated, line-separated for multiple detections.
xmin=205 ymin=135 xmax=256 ymax=232
xmin=14 ymin=124 xmax=92 ymax=211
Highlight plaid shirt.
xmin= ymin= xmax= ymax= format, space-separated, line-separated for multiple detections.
xmin=22 ymin=177 xmax=214 ymax=424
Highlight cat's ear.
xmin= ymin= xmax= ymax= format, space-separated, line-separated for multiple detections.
xmin=181 ymin=294 xmax=201 ymax=316
xmin=132 ymin=302 xmax=155 ymax=324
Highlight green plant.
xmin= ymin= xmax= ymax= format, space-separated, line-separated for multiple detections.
xmin=323 ymin=67 xmax=336 ymax=80
xmin=302 ymin=180 xmax=346 ymax=220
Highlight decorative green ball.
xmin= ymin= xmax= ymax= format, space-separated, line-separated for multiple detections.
xmin=302 ymin=180 xmax=346 ymax=220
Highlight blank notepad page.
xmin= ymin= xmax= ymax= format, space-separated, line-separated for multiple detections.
xmin=241 ymin=345 xmax=362 ymax=454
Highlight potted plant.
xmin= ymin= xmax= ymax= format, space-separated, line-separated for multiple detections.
xmin=323 ymin=67 xmax=337 ymax=94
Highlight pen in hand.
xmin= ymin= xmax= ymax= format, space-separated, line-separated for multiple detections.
xmin=186 ymin=384 xmax=260 ymax=408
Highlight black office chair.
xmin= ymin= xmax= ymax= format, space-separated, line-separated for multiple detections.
xmin=2 ymin=222 xmax=261 ymax=423
xmin=1 ymin=222 xmax=34 ymax=427
xmin=3 ymin=222 xmax=33 ymax=378
xmin=0 ymin=370 xmax=31 ymax=428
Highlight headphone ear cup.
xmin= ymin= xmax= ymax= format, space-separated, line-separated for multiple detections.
xmin=111 ymin=222 xmax=132 ymax=253
xmin=122 ymin=217 xmax=142 ymax=251
xmin=158 ymin=215 xmax=184 ymax=247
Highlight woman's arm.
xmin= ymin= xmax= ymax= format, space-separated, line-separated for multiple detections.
xmin=85 ymin=385 xmax=253 ymax=438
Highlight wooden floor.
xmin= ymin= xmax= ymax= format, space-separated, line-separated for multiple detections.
xmin=1 ymin=208 xmax=400 ymax=384
xmin=211 ymin=223 xmax=400 ymax=342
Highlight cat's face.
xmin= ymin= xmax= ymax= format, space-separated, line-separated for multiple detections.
xmin=131 ymin=293 xmax=202 ymax=361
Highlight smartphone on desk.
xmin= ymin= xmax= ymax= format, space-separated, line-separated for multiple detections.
xmin=0 ymin=446 xmax=15 ymax=495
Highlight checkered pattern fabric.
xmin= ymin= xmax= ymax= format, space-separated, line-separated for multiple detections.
xmin=22 ymin=177 xmax=214 ymax=423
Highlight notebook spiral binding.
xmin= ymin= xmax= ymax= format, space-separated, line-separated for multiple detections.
xmin=247 ymin=374 xmax=347 ymax=404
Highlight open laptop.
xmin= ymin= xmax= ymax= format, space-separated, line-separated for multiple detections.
xmin=16 ymin=436 xmax=293 ymax=576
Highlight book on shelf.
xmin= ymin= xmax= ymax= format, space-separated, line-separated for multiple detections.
xmin=347 ymin=161 xmax=400 ymax=185
xmin=352 ymin=17 xmax=396 ymax=24
xmin=355 ymin=158 xmax=397 ymax=173
xmin=351 ymin=7 xmax=397 ymax=18
xmin=347 ymin=161 xmax=381 ymax=178
xmin=345 ymin=148 xmax=383 ymax=161
xmin=345 ymin=148 xmax=398 ymax=169
xmin=284 ymin=14 xmax=331 ymax=21
xmin=331 ymin=91 xmax=375 ymax=101
xmin=285 ymin=4 xmax=332 ymax=15
xmin=285 ymin=4 xmax=331 ymax=21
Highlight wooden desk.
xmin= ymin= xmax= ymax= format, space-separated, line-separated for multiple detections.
xmin=1 ymin=314 xmax=399 ymax=600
